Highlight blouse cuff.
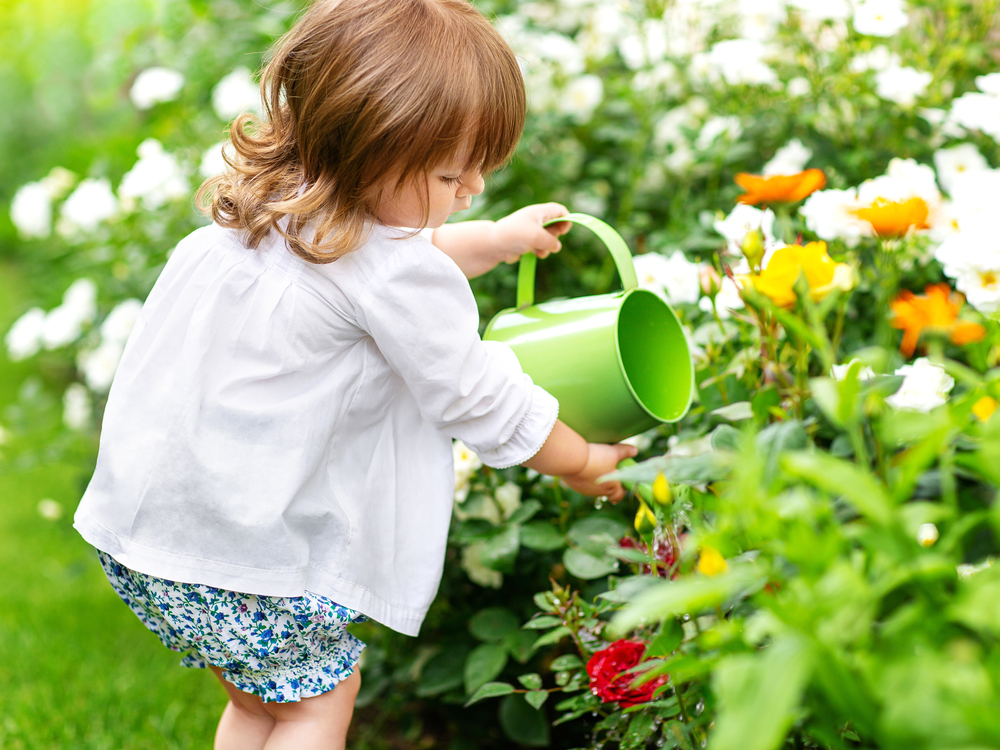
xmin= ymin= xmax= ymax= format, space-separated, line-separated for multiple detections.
xmin=476 ymin=385 xmax=559 ymax=470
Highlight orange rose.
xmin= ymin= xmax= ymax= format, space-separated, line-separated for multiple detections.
xmin=890 ymin=283 xmax=986 ymax=357
xmin=735 ymin=169 xmax=827 ymax=205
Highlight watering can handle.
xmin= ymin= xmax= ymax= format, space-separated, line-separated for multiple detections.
xmin=516 ymin=213 xmax=639 ymax=309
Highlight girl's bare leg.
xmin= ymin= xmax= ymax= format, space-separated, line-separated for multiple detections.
xmin=210 ymin=667 xmax=275 ymax=750
xmin=210 ymin=665 xmax=361 ymax=750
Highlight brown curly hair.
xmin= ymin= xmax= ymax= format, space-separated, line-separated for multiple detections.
xmin=197 ymin=0 xmax=526 ymax=263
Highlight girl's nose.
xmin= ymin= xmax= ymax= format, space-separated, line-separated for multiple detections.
xmin=460 ymin=171 xmax=485 ymax=197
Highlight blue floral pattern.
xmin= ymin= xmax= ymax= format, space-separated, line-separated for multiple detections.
xmin=98 ymin=550 xmax=366 ymax=703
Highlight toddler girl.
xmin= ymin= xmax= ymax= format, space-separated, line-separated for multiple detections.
xmin=74 ymin=1 xmax=635 ymax=748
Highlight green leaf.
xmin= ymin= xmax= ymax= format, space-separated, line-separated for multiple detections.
xmin=464 ymin=643 xmax=509 ymax=696
xmin=531 ymin=626 xmax=571 ymax=651
xmin=502 ymin=629 xmax=538 ymax=664
xmin=499 ymin=694 xmax=550 ymax=746
xmin=809 ymin=376 xmax=843 ymax=428
xmin=837 ymin=360 xmax=864 ymax=426
xmin=479 ymin=525 xmax=520 ymax=573
xmin=417 ymin=646 xmax=468 ymax=697
xmin=567 ymin=515 xmax=630 ymax=553
xmin=603 ymin=453 xmax=732 ymax=486
xmin=647 ymin=618 xmax=684 ymax=657
xmin=710 ymin=637 xmax=814 ymax=750
xmin=464 ymin=681 xmax=515 ymax=707
xmin=710 ymin=424 xmax=742 ymax=452
xmin=517 ymin=672 xmax=543 ymax=690
xmin=469 ymin=607 xmax=520 ymax=642
xmin=549 ymin=654 xmax=583 ymax=671
xmin=781 ymin=451 xmax=894 ymax=525
xmin=563 ymin=547 xmax=618 ymax=579
xmin=890 ymin=428 xmax=948 ymax=504
xmin=519 ymin=521 xmax=566 ymax=551
xmin=522 ymin=615 xmax=562 ymax=629
xmin=756 ymin=420 xmax=807 ymax=484
xmin=525 ymin=689 xmax=549 ymax=710
xmin=507 ymin=499 xmax=541 ymax=525
xmin=610 ymin=568 xmax=764 ymax=635
xmin=751 ymin=385 xmax=781 ymax=425
xmin=710 ymin=401 xmax=754 ymax=421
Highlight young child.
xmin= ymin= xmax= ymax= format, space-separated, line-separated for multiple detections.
xmin=73 ymin=1 xmax=635 ymax=748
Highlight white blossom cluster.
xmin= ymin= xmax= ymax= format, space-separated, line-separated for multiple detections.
xmin=5 ymin=278 xmax=97 ymax=360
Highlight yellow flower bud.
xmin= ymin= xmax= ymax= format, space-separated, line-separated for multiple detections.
xmin=697 ymin=547 xmax=728 ymax=576
xmin=634 ymin=501 xmax=657 ymax=535
xmin=740 ymin=228 xmax=766 ymax=272
xmin=973 ymin=396 xmax=998 ymax=423
xmin=917 ymin=523 xmax=939 ymax=548
xmin=652 ymin=473 xmax=671 ymax=506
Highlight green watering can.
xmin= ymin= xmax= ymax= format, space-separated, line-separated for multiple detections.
xmin=484 ymin=213 xmax=695 ymax=444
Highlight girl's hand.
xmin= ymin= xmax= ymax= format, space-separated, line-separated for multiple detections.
xmin=560 ymin=442 xmax=637 ymax=503
xmin=492 ymin=203 xmax=571 ymax=264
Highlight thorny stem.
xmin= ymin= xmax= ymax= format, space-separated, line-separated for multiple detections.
xmin=561 ymin=592 xmax=593 ymax=660
xmin=672 ymin=678 xmax=692 ymax=726
xmin=831 ymin=294 xmax=848 ymax=358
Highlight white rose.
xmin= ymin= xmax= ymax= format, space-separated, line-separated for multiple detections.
xmin=199 ymin=141 xmax=235 ymax=178
xmin=831 ymin=359 xmax=876 ymax=380
xmin=10 ymin=182 xmax=52 ymax=239
xmin=460 ymin=543 xmax=503 ymax=588
xmin=852 ymin=0 xmax=909 ymax=36
xmin=786 ymin=77 xmax=811 ymax=97
xmin=799 ymin=188 xmax=871 ymax=247
xmin=634 ymin=251 xmax=702 ymax=305
xmin=41 ymin=278 xmax=97 ymax=350
xmin=788 ymin=0 xmax=852 ymax=20
xmin=59 ymin=177 xmax=118 ymax=234
xmin=762 ymin=138 xmax=812 ymax=176
xmin=696 ymin=116 xmax=742 ymax=150
xmin=933 ymin=143 xmax=990 ymax=196
xmin=975 ymin=72 xmax=1000 ymax=96
xmin=494 ymin=482 xmax=522 ymax=520
xmin=79 ymin=338 xmax=126 ymax=392
xmin=212 ymin=67 xmax=262 ymax=121
xmin=118 ymin=139 xmax=189 ymax=211
xmin=885 ymin=358 xmax=954 ymax=412
xmin=453 ymin=440 xmax=482 ymax=502
xmin=935 ymin=230 xmax=1000 ymax=314
xmin=695 ymin=38 xmax=777 ymax=87
xmin=100 ymin=298 xmax=143 ymax=345
xmin=63 ymin=383 xmax=92 ymax=431
xmin=557 ymin=74 xmax=603 ymax=123
xmin=874 ymin=65 xmax=932 ymax=107
xmin=849 ymin=45 xmax=900 ymax=73
xmin=129 ymin=67 xmax=185 ymax=110
xmin=5 ymin=307 xmax=46 ymax=361
xmin=948 ymin=92 xmax=1000 ymax=140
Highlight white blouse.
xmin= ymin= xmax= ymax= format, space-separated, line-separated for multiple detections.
xmin=73 ymin=222 xmax=558 ymax=636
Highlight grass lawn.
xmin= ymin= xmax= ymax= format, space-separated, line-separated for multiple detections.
xmin=0 ymin=261 xmax=226 ymax=749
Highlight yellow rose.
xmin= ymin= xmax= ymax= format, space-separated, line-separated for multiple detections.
xmin=743 ymin=241 xmax=852 ymax=308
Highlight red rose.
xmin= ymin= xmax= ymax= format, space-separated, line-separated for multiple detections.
xmin=586 ymin=639 xmax=668 ymax=708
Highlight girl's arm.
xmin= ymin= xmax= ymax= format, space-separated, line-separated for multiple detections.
xmin=522 ymin=420 xmax=637 ymax=503
xmin=431 ymin=203 xmax=572 ymax=279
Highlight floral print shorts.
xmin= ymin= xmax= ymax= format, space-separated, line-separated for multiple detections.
xmin=98 ymin=550 xmax=366 ymax=703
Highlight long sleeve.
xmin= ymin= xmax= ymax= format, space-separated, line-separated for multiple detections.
xmin=354 ymin=238 xmax=558 ymax=468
